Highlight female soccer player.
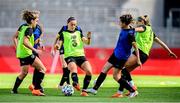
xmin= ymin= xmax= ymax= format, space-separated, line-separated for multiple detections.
xmin=28 ymin=10 xmax=45 ymax=93
xmin=12 ymin=10 xmax=46 ymax=96
xmin=121 ymin=15 xmax=177 ymax=95
xmin=86 ymin=14 xmax=141 ymax=98
xmin=54 ymin=17 xmax=92 ymax=96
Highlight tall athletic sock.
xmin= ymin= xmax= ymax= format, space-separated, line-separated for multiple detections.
xmin=118 ymin=84 xmax=124 ymax=92
xmin=32 ymin=69 xmax=39 ymax=86
xmin=34 ymin=72 xmax=45 ymax=90
xmin=66 ymin=69 xmax=70 ymax=84
xmin=60 ymin=67 xmax=70 ymax=86
xmin=71 ymin=73 xmax=78 ymax=86
xmin=93 ymin=72 xmax=107 ymax=90
xmin=118 ymin=78 xmax=135 ymax=92
xmin=83 ymin=75 xmax=92 ymax=90
xmin=12 ymin=77 xmax=23 ymax=92
xmin=121 ymin=68 xmax=132 ymax=81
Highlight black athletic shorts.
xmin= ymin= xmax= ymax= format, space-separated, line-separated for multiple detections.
xmin=33 ymin=51 xmax=39 ymax=58
xmin=65 ymin=56 xmax=87 ymax=67
xmin=19 ymin=54 xmax=36 ymax=66
xmin=108 ymin=53 xmax=127 ymax=69
xmin=132 ymin=49 xmax=149 ymax=64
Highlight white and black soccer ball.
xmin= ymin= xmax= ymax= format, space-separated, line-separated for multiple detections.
xmin=61 ymin=84 xmax=74 ymax=96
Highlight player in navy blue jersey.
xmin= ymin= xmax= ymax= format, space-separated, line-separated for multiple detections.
xmin=86 ymin=14 xmax=141 ymax=98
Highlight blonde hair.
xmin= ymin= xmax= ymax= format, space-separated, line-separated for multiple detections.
xmin=138 ymin=15 xmax=150 ymax=26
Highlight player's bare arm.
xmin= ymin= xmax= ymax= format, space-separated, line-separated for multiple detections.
xmin=82 ymin=31 xmax=91 ymax=45
xmin=154 ymin=37 xmax=177 ymax=58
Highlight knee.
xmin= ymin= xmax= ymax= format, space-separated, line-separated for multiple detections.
xmin=39 ymin=67 xmax=46 ymax=73
xmin=19 ymin=71 xmax=28 ymax=79
xmin=113 ymin=75 xmax=119 ymax=82
xmin=86 ymin=70 xmax=92 ymax=76
xmin=101 ymin=69 xmax=108 ymax=74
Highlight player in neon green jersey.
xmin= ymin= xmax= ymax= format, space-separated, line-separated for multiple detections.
xmin=12 ymin=10 xmax=46 ymax=96
xmin=54 ymin=17 xmax=92 ymax=96
xmin=121 ymin=15 xmax=177 ymax=96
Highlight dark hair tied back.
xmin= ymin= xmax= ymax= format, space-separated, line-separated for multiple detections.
xmin=67 ymin=17 xmax=76 ymax=23
xmin=120 ymin=14 xmax=133 ymax=25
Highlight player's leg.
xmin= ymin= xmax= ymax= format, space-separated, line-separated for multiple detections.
xmin=112 ymin=68 xmax=124 ymax=98
xmin=95 ymin=62 xmax=112 ymax=88
xmin=59 ymin=54 xmax=70 ymax=87
xmin=86 ymin=53 xmax=114 ymax=95
xmin=112 ymin=68 xmax=138 ymax=98
xmin=85 ymin=61 xmax=113 ymax=95
xmin=65 ymin=57 xmax=80 ymax=91
xmin=12 ymin=65 xmax=29 ymax=94
xmin=31 ymin=56 xmax=46 ymax=96
xmin=30 ymin=54 xmax=44 ymax=93
xmin=80 ymin=60 xmax=92 ymax=96
xmin=122 ymin=54 xmax=138 ymax=87
xmin=93 ymin=53 xmax=117 ymax=90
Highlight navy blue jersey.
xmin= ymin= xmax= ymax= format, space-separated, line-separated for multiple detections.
xmin=114 ymin=28 xmax=135 ymax=60
xmin=18 ymin=24 xmax=42 ymax=49
xmin=33 ymin=24 xmax=42 ymax=49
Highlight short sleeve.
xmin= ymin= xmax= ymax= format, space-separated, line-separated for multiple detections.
xmin=24 ymin=28 xmax=33 ymax=38
xmin=59 ymin=32 xmax=64 ymax=42
xmin=128 ymin=29 xmax=135 ymax=43
xmin=37 ymin=24 xmax=42 ymax=34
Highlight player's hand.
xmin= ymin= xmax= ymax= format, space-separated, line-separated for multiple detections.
xmin=41 ymin=45 xmax=45 ymax=51
xmin=169 ymin=52 xmax=177 ymax=58
xmin=34 ymin=49 xmax=42 ymax=55
xmin=54 ymin=44 xmax=60 ymax=50
xmin=35 ymin=39 xmax=40 ymax=44
xmin=38 ymin=45 xmax=45 ymax=51
xmin=87 ymin=31 xmax=91 ymax=39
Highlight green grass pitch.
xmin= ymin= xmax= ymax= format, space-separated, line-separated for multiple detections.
xmin=0 ymin=73 xmax=180 ymax=102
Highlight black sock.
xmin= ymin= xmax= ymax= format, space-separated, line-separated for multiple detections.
xmin=32 ymin=69 xmax=39 ymax=86
xmin=65 ymin=68 xmax=70 ymax=84
xmin=34 ymin=72 xmax=45 ymax=90
xmin=93 ymin=72 xmax=107 ymax=90
xmin=122 ymin=68 xmax=132 ymax=81
xmin=71 ymin=72 xmax=78 ymax=86
xmin=60 ymin=67 xmax=70 ymax=86
xmin=12 ymin=77 xmax=23 ymax=92
xmin=118 ymin=78 xmax=135 ymax=92
xmin=83 ymin=75 xmax=92 ymax=90
xmin=118 ymin=84 xmax=124 ymax=92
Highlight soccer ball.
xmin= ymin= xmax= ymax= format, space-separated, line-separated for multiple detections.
xmin=61 ymin=84 xmax=74 ymax=96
